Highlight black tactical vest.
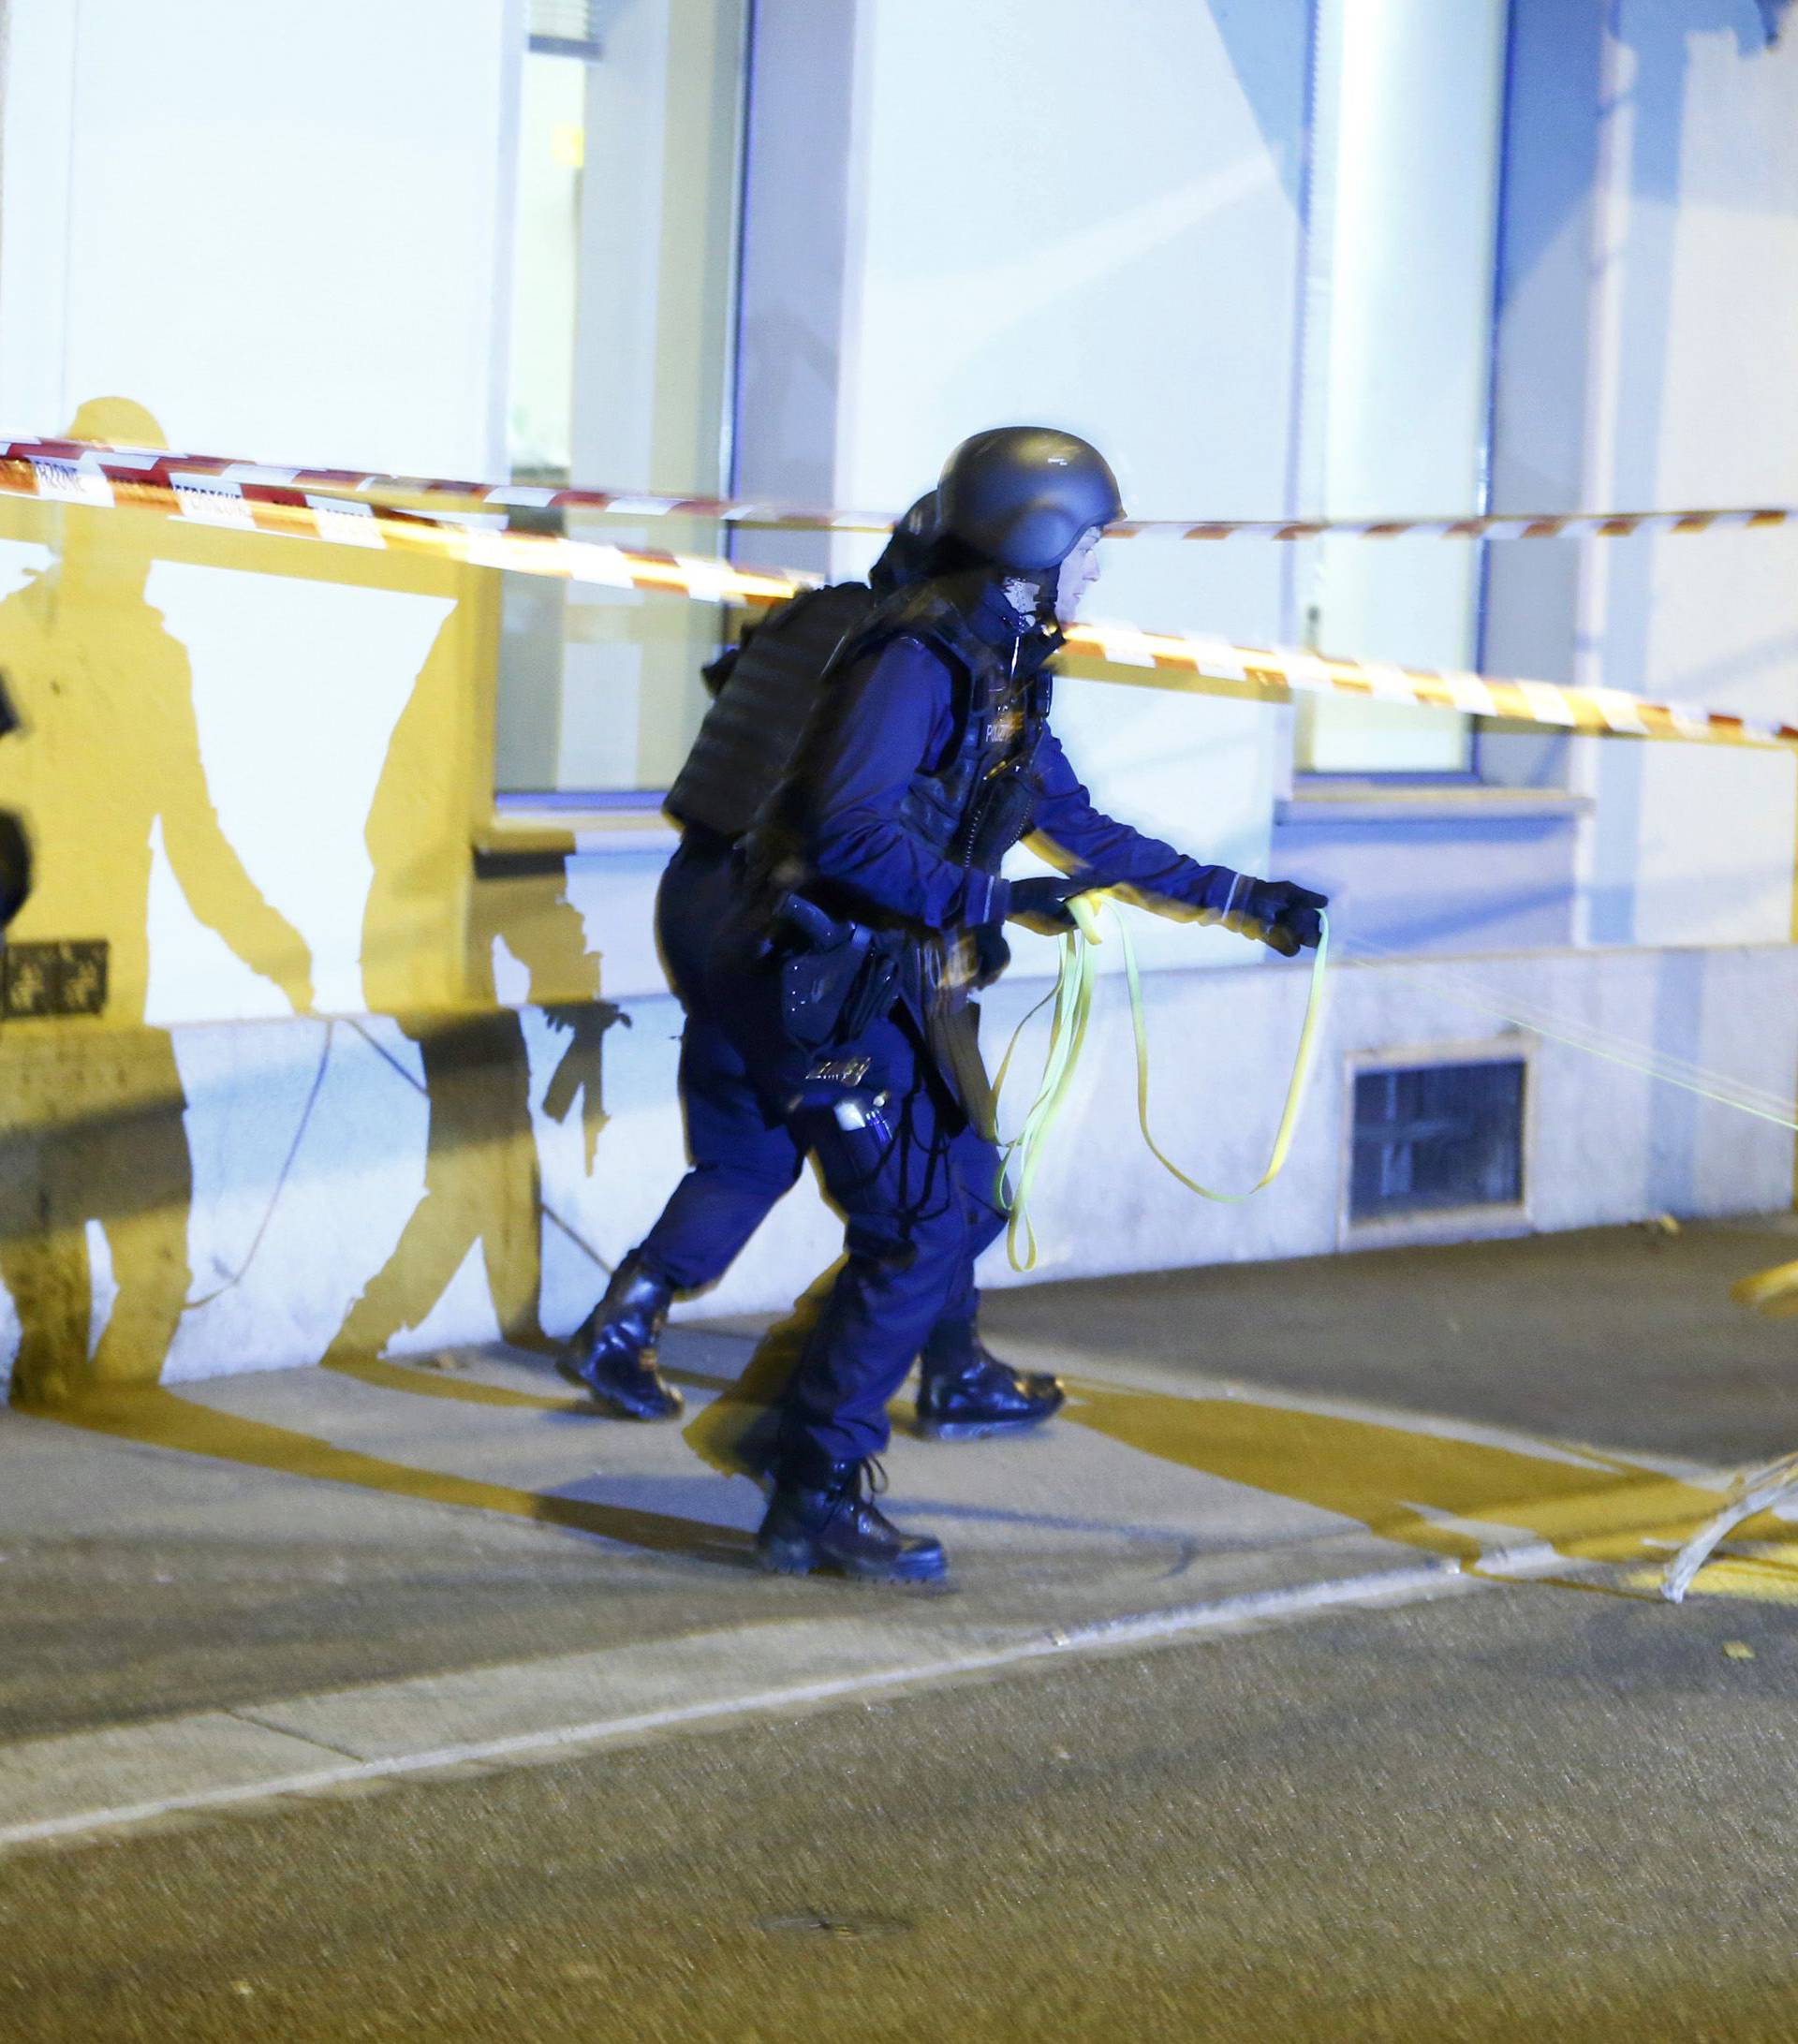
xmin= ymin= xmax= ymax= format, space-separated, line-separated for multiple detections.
xmin=665 ymin=581 xmax=879 ymax=843
xmin=878 ymin=586 xmax=1055 ymax=876
xmin=749 ymin=581 xmax=1059 ymax=917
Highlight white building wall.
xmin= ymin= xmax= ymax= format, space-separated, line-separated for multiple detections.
xmin=1575 ymin=5 xmax=1798 ymax=951
xmin=2 ymin=0 xmax=520 ymax=476
xmin=125 ymin=939 xmax=1798 ymax=1380
xmin=1299 ymin=0 xmax=1509 ymax=772
xmin=4 ymin=0 xmax=1798 ymax=1391
xmin=0 ymin=0 xmax=523 ymax=1029
xmin=823 ymin=0 xmax=1309 ymax=978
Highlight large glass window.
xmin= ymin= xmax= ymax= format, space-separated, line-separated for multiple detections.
xmin=507 ymin=43 xmax=587 ymax=482
xmin=494 ymin=0 xmax=749 ymax=805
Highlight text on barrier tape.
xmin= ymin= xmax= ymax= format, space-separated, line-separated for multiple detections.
xmin=4 ymin=449 xmax=1795 ymax=756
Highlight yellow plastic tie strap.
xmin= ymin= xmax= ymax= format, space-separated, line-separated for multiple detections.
xmin=995 ymin=894 xmax=1331 ymax=1270
xmin=1118 ymin=900 xmax=1331 ymax=1201
xmin=992 ymin=908 xmax=1101 ymax=1271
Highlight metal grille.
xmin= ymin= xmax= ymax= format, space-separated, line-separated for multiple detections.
xmin=1349 ymin=1059 xmax=1525 ymax=1224
xmin=529 ymin=0 xmax=602 ymax=59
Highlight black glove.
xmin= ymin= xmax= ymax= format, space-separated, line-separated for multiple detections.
xmin=1231 ymin=876 xmax=1328 ymax=957
xmin=1007 ymin=875 xmax=1092 ymax=933
xmin=970 ymin=923 xmax=1010 ymax=989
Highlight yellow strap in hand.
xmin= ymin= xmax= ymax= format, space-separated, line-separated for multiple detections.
xmin=1117 ymin=900 xmax=1330 ymax=1201
xmin=992 ymin=906 xmax=1100 ymax=1270
xmin=995 ymin=894 xmax=1331 ymax=1269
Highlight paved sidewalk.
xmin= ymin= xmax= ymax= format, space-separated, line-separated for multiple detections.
xmin=5 ymin=1216 xmax=1798 ymax=1853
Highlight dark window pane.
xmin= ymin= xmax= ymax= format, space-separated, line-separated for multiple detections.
xmin=1350 ymin=1060 xmax=1525 ymax=1223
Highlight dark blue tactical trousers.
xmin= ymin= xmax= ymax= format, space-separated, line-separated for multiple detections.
xmin=632 ymin=837 xmax=808 ymax=1296
xmin=635 ymin=835 xmax=1004 ymax=1463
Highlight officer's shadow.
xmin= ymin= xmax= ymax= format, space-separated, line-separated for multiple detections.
xmin=1 ymin=395 xmax=314 ymax=1413
xmin=1 ymin=426 xmax=742 ymax=1567
xmin=49 ymin=1380 xmax=757 ymax=1567
xmin=317 ymin=596 xmax=620 ymax=1384
xmin=275 ymin=598 xmax=747 ymax=1562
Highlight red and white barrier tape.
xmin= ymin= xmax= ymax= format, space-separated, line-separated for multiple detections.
xmin=1056 ymin=622 xmax=1798 ymax=750
xmin=4 ymin=445 xmax=1795 ymax=753
xmin=9 ymin=435 xmax=1796 ymax=544
xmin=0 ymin=449 xmax=811 ymax=610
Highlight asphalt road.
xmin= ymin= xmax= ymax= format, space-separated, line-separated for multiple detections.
xmin=11 ymin=1214 xmax=1785 ymax=1749
xmin=7 ymin=1575 xmax=1798 ymax=2043
xmin=9 ymin=1218 xmax=1798 ymax=2039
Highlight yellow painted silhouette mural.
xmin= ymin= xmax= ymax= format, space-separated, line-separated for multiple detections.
xmin=0 ymin=398 xmax=314 ymax=1409
xmin=320 ymin=596 xmax=611 ymax=1371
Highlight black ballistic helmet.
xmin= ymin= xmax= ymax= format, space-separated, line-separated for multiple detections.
xmin=869 ymin=492 xmax=943 ymax=595
xmin=936 ymin=426 xmax=1123 ymax=572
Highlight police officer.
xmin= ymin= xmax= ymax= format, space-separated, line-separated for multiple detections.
xmin=560 ymin=496 xmax=1065 ymax=1443
xmin=593 ymin=427 xmax=1324 ymax=1583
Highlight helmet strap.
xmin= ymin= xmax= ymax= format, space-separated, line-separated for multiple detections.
xmin=1000 ymin=570 xmax=1056 ymax=625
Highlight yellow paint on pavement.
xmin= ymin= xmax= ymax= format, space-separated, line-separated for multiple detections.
xmin=1615 ymin=1548 xmax=1798 ymax=1605
xmin=1061 ymin=1379 xmax=1787 ymax=1570
xmin=37 ymin=1386 xmax=753 ymax=1566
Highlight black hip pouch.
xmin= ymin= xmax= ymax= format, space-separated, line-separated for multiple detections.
xmin=780 ymin=928 xmax=900 ymax=1051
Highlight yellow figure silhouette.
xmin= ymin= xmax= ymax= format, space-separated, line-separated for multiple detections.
xmin=0 ymin=398 xmax=314 ymax=1409
xmin=321 ymin=598 xmax=606 ymax=1368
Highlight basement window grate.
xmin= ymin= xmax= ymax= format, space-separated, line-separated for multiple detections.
xmin=529 ymin=0 xmax=602 ymax=60
xmin=1349 ymin=1057 xmax=1525 ymax=1225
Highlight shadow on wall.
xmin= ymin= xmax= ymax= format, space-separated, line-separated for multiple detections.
xmin=1 ymin=416 xmax=624 ymax=1412
xmin=319 ymin=596 xmax=619 ymax=1375
xmin=0 ymin=397 xmax=314 ymax=1410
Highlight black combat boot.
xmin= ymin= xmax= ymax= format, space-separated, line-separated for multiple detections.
xmin=757 ymin=1446 xmax=947 ymax=1583
xmin=915 ymin=1323 xmax=1064 ymax=1441
xmin=555 ymin=1254 xmax=684 ymax=1420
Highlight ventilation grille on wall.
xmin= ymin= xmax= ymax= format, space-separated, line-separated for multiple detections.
xmin=1349 ymin=1057 xmax=1525 ymax=1226
xmin=529 ymin=0 xmax=602 ymax=60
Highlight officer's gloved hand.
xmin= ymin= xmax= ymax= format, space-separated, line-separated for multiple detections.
xmin=1007 ymin=875 xmax=1091 ymax=934
xmin=970 ymin=923 xmax=1010 ymax=989
xmin=1229 ymin=876 xmax=1328 ymax=957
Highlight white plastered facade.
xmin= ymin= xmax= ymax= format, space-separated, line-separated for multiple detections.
xmin=1 ymin=0 xmax=1796 ymax=1388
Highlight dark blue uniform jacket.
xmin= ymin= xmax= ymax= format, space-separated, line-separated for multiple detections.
xmin=794 ymin=634 xmax=1243 ymax=933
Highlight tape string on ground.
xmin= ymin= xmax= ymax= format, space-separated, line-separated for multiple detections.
xmin=1342 ymin=934 xmax=1798 ymax=1119
xmin=1335 ymin=934 xmax=1798 ymax=1132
